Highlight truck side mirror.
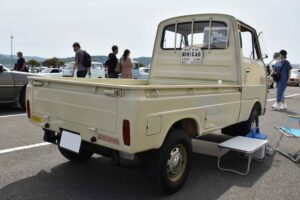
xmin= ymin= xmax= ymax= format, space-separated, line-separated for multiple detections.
xmin=262 ymin=54 xmax=268 ymax=59
xmin=0 ymin=65 xmax=4 ymax=73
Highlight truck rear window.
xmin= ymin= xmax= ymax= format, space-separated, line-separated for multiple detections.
xmin=161 ymin=21 xmax=228 ymax=50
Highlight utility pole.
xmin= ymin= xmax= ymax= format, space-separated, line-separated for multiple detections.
xmin=11 ymin=34 xmax=14 ymax=68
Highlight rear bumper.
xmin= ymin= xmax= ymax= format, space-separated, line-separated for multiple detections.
xmin=43 ymin=129 xmax=135 ymax=160
xmin=288 ymin=79 xmax=299 ymax=86
xmin=33 ymin=116 xmax=132 ymax=152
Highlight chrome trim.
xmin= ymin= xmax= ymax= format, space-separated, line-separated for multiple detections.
xmin=0 ymin=85 xmax=24 ymax=87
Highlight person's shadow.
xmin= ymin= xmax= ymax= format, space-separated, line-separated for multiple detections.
xmin=0 ymin=151 xmax=274 ymax=200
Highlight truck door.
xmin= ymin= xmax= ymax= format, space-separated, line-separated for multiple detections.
xmin=0 ymin=68 xmax=14 ymax=101
xmin=239 ymin=24 xmax=267 ymax=120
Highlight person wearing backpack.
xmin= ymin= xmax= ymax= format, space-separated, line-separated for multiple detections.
xmin=270 ymin=50 xmax=292 ymax=110
xmin=72 ymin=42 xmax=92 ymax=78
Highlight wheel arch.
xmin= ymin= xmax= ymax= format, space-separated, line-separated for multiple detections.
xmin=164 ymin=117 xmax=200 ymax=139
xmin=253 ymin=101 xmax=262 ymax=116
xmin=18 ymin=84 xmax=27 ymax=110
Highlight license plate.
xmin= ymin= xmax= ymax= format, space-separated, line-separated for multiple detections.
xmin=59 ymin=130 xmax=81 ymax=153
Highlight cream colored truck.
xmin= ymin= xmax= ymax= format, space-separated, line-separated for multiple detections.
xmin=26 ymin=14 xmax=267 ymax=194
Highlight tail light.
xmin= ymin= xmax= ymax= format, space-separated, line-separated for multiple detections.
xmin=26 ymin=100 xmax=31 ymax=118
xmin=123 ymin=120 xmax=130 ymax=146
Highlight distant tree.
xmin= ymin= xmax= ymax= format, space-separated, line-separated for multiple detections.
xmin=27 ymin=59 xmax=40 ymax=67
xmin=42 ymin=57 xmax=64 ymax=67
xmin=138 ymin=63 xmax=145 ymax=68
xmin=273 ymin=52 xmax=280 ymax=60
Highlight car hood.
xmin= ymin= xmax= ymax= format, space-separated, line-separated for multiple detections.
xmin=10 ymin=71 xmax=40 ymax=85
xmin=290 ymin=74 xmax=299 ymax=79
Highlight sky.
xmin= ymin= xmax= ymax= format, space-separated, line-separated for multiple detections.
xmin=0 ymin=0 xmax=299 ymax=63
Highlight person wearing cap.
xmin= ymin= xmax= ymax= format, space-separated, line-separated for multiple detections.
xmin=270 ymin=50 xmax=292 ymax=110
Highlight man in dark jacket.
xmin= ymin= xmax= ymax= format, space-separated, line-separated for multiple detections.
xmin=14 ymin=52 xmax=27 ymax=72
xmin=104 ymin=45 xmax=119 ymax=78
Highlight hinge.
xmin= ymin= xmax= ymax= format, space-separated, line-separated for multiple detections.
xmin=104 ymin=89 xmax=124 ymax=97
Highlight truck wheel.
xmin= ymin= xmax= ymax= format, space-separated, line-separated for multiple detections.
xmin=58 ymin=144 xmax=93 ymax=162
xmin=156 ymin=130 xmax=192 ymax=194
xmin=19 ymin=86 xmax=26 ymax=110
xmin=222 ymin=106 xmax=259 ymax=136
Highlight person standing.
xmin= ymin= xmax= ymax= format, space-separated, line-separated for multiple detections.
xmin=104 ymin=45 xmax=119 ymax=78
xmin=14 ymin=52 xmax=27 ymax=72
xmin=72 ymin=42 xmax=91 ymax=78
xmin=270 ymin=50 xmax=292 ymax=110
xmin=120 ymin=49 xmax=133 ymax=79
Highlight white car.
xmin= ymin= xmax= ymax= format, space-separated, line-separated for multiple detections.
xmin=288 ymin=69 xmax=300 ymax=86
xmin=139 ymin=67 xmax=150 ymax=79
xmin=62 ymin=62 xmax=105 ymax=78
xmin=38 ymin=68 xmax=63 ymax=77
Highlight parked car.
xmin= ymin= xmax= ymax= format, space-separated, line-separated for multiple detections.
xmin=27 ymin=14 xmax=267 ymax=194
xmin=0 ymin=64 xmax=32 ymax=109
xmin=139 ymin=67 xmax=150 ymax=79
xmin=288 ymin=69 xmax=300 ymax=86
xmin=62 ymin=62 xmax=105 ymax=78
xmin=38 ymin=68 xmax=63 ymax=77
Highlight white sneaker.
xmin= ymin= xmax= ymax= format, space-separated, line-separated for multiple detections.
xmin=280 ymin=103 xmax=287 ymax=110
xmin=272 ymin=103 xmax=280 ymax=110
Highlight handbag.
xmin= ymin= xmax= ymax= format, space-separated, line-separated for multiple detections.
xmin=272 ymin=61 xmax=286 ymax=82
xmin=115 ymin=63 xmax=122 ymax=73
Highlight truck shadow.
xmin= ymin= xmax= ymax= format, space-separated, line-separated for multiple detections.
xmin=0 ymin=153 xmax=274 ymax=200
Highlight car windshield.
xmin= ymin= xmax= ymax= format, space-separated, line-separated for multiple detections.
xmin=291 ymin=69 xmax=299 ymax=74
xmin=41 ymin=68 xmax=51 ymax=73
xmin=92 ymin=64 xmax=103 ymax=69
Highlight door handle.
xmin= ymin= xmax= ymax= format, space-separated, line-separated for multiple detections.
xmin=245 ymin=68 xmax=251 ymax=73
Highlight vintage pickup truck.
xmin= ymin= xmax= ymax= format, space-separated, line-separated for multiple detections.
xmin=27 ymin=14 xmax=267 ymax=193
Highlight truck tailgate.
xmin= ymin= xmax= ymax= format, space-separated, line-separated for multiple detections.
xmin=30 ymin=80 xmax=117 ymax=133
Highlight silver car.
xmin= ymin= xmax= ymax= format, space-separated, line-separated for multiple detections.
xmin=0 ymin=64 xmax=32 ymax=110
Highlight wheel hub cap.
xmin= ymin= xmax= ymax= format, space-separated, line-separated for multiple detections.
xmin=167 ymin=147 xmax=184 ymax=179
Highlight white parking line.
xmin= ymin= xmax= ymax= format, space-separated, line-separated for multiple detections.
xmin=0 ymin=142 xmax=51 ymax=155
xmin=267 ymin=93 xmax=300 ymax=102
xmin=0 ymin=113 xmax=26 ymax=119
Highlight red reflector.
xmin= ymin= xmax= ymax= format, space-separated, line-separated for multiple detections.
xmin=123 ymin=120 xmax=130 ymax=146
xmin=26 ymin=100 xmax=31 ymax=118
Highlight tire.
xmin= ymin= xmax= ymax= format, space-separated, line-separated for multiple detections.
xmin=155 ymin=130 xmax=192 ymax=194
xmin=222 ymin=106 xmax=259 ymax=136
xmin=19 ymin=86 xmax=26 ymax=110
xmin=58 ymin=143 xmax=93 ymax=162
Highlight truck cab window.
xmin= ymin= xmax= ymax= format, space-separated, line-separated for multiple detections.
xmin=162 ymin=21 xmax=228 ymax=50
xmin=163 ymin=24 xmax=176 ymax=49
xmin=240 ymin=26 xmax=260 ymax=60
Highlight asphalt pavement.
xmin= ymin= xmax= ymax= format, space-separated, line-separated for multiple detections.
xmin=0 ymin=87 xmax=300 ymax=200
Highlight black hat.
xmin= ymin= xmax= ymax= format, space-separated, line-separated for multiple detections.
xmin=279 ymin=50 xmax=287 ymax=57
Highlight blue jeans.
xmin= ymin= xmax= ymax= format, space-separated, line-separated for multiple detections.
xmin=277 ymin=81 xmax=287 ymax=102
